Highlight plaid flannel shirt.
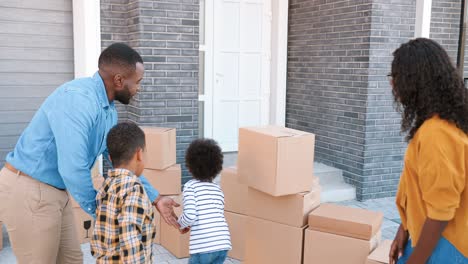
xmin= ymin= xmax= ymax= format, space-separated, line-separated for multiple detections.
xmin=91 ymin=169 xmax=155 ymax=264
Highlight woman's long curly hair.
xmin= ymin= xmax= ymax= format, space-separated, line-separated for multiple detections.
xmin=391 ymin=38 xmax=468 ymax=141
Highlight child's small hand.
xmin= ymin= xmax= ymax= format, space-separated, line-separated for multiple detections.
xmin=179 ymin=227 xmax=190 ymax=234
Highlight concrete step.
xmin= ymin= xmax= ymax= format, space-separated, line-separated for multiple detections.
xmin=320 ymin=181 xmax=357 ymax=202
xmin=220 ymin=154 xmax=356 ymax=203
xmin=314 ymin=162 xmax=356 ymax=202
xmin=314 ymin=162 xmax=343 ymax=185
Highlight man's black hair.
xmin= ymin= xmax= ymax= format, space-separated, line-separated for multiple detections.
xmin=98 ymin=43 xmax=143 ymax=72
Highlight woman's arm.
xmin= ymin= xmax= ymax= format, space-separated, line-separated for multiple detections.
xmin=406 ymin=218 xmax=448 ymax=264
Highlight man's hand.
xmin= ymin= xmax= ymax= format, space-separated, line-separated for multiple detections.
xmin=153 ymin=196 xmax=180 ymax=229
xmin=389 ymin=224 xmax=409 ymax=264
xmin=179 ymin=227 xmax=190 ymax=234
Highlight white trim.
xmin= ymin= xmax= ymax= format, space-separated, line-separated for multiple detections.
xmin=198 ymin=94 xmax=208 ymax=101
xmin=261 ymin=0 xmax=272 ymax=125
xmin=72 ymin=0 xmax=102 ymax=174
xmin=199 ymin=44 xmax=207 ymax=52
xmin=73 ymin=0 xmax=101 ymax=78
xmin=269 ymin=0 xmax=288 ymax=126
xmin=203 ymin=0 xmax=215 ymax=138
xmin=415 ymin=0 xmax=432 ymax=38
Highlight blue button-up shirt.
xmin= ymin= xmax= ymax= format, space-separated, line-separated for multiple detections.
xmin=5 ymin=72 xmax=159 ymax=216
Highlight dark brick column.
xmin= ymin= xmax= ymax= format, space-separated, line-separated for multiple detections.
xmin=101 ymin=0 xmax=199 ymax=182
xmin=287 ymin=0 xmax=416 ymax=200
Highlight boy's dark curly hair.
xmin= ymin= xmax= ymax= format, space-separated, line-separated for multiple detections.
xmin=185 ymin=138 xmax=223 ymax=182
xmin=391 ymin=38 xmax=468 ymax=141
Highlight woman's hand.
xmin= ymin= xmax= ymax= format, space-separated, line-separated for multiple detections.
xmin=389 ymin=224 xmax=409 ymax=264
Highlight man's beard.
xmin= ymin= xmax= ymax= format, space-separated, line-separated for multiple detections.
xmin=115 ymin=84 xmax=133 ymax=105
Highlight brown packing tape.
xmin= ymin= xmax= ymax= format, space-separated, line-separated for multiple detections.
xmin=242 ymin=125 xmax=311 ymax=138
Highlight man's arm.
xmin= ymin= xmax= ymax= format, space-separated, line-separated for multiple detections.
xmin=138 ymin=174 xmax=159 ymax=202
xmin=118 ymin=184 xmax=149 ymax=264
xmin=47 ymin=90 xmax=98 ymax=216
xmin=103 ymin=148 xmax=160 ymax=202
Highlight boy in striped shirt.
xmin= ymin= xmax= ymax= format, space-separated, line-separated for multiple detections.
xmin=178 ymin=139 xmax=232 ymax=264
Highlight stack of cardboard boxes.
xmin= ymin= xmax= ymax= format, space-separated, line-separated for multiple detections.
xmin=220 ymin=126 xmax=386 ymax=264
xmin=140 ymin=127 xmax=181 ymax=248
xmin=141 ymin=127 xmax=181 ymax=197
xmin=141 ymin=127 xmax=191 ymax=259
xmin=221 ymin=126 xmax=320 ymax=263
xmin=220 ymin=167 xmax=248 ymax=260
xmin=160 ymin=195 xmax=190 ymax=258
xmin=304 ymin=204 xmax=383 ymax=264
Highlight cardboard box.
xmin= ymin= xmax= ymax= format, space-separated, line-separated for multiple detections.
xmin=304 ymin=229 xmax=381 ymax=264
xmin=247 ymin=187 xmax=321 ymax=227
xmin=308 ymin=203 xmax=383 ymax=240
xmin=367 ymin=240 xmax=392 ymax=264
xmin=225 ymin=212 xmax=247 ymax=260
xmin=92 ymin=175 xmax=105 ymax=190
xmin=142 ymin=127 xmax=176 ymax=170
xmin=72 ymin=208 xmax=94 ymax=244
xmin=311 ymin=176 xmax=320 ymax=189
xmin=244 ymin=216 xmax=306 ymax=264
xmin=154 ymin=210 xmax=161 ymax=244
xmin=238 ymin=126 xmax=315 ymax=196
xmin=221 ymin=167 xmax=248 ymax=215
xmin=143 ymin=164 xmax=181 ymax=195
xmin=160 ymin=196 xmax=190 ymax=258
xmin=91 ymin=161 xmax=101 ymax=178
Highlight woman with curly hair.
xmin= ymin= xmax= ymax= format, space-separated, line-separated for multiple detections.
xmin=389 ymin=38 xmax=468 ymax=264
xmin=178 ymin=138 xmax=232 ymax=264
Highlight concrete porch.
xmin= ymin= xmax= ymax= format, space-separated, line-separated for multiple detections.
xmin=221 ymin=152 xmax=356 ymax=203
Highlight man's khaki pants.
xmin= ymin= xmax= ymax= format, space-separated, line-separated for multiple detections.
xmin=0 ymin=167 xmax=83 ymax=264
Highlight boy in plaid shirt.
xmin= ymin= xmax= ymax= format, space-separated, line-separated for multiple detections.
xmin=91 ymin=122 xmax=155 ymax=263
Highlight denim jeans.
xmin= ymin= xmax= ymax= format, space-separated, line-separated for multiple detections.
xmin=188 ymin=250 xmax=228 ymax=264
xmin=398 ymin=237 xmax=468 ymax=264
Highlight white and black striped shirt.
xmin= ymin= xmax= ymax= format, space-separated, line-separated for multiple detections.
xmin=178 ymin=179 xmax=232 ymax=254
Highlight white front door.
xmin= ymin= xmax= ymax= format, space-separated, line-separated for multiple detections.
xmin=209 ymin=0 xmax=272 ymax=152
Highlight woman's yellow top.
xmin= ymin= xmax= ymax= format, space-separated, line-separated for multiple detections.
xmin=396 ymin=116 xmax=467 ymax=257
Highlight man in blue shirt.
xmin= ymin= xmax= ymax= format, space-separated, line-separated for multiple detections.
xmin=0 ymin=43 xmax=181 ymax=263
